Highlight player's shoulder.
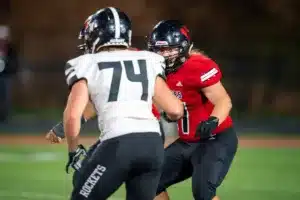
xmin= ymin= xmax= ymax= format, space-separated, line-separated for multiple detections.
xmin=187 ymin=53 xmax=215 ymax=66
xmin=64 ymin=54 xmax=96 ymax=87
xmin=135 ymin=51 xmax=165 ymax=78
xmin=67 ymin=54 xmax=92 ymax=64
xmin=184 ymin=53 xmax=222 ymax=85
xmin=141 ymin=50 xmax=165 ymax=69
xmin=66 ymin=54 xmax=93 ymax=68
xmin=139 ymin=50 xmax=165 ymax=61
xmin=184 ymin=53 xmax=220 ymax=72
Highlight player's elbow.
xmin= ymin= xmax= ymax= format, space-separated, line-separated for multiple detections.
xmin=63 ymin=113 xmax=75 ymax=124
xmin=217 ymin=95 xmax=232 ymax=111
xmin=227 ymin=98 xmax=233 ymax=110
xmin=166 ymin=102 xmax=184 ymax=121
xmin=223 ymin=95 xmax=232 ymax=110
xmin=63 ymin=107 xmax=79 ymax=126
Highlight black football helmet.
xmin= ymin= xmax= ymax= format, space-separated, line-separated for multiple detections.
xmin=82 ymin=7 xmax=132 ymax=53
xmin=148 ymin=20 xmax=192 ymax=74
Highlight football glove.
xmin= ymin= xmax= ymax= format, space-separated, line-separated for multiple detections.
xmin=45 ymin=117 xmax=87 ymax=143
xmin=51 ymin=121 xmax=65 ymax=138
xmin=195 ymin=116 xmax=219 ymax=140
xmin=65 ymin=144 xmax=87 ymax=174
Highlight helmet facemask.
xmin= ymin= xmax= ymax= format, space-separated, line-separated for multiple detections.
xmin=149 ymin=40 xmax=191 ymax=74
xmin=77 ymin=14 xmax=94 ymax=54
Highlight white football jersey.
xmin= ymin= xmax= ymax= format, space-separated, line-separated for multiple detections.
xmin=160 ymin=117 xmax=179 ymax=137
xmin=65 ymin=50 xmax=165 ymax=141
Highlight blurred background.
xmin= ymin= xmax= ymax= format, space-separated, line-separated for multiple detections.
xmin=0 ymin=0 xmax=299 ymax=134
xmin=0 ymin=1 xmax=299 ymax=200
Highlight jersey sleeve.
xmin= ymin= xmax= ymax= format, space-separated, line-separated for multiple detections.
xmin=152 ymin=104 xmax=160 ymax=119
xmin=64 ymin=55 xmax=94 ymax=89
xmin=193 ymin=58 xmax=222 ymax=88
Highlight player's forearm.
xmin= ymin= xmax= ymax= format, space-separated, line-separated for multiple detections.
xmin=210 ymin=97 xmax=232 ymax=125
xmin=64 ymin=116 xmax=81 ymax=152
xmin=66 ymin=135 xmax=79 ymax=152
xmin=51 ymin=116 xmax=87 ymax=138
xmin=51 ymin=101 xmax=95 ymax=139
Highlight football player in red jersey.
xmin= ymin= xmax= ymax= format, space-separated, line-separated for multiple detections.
xmin=148 ymin=20 xmax=238 ymax=200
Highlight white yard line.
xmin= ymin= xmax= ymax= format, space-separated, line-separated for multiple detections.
xmin=0 ymin=152 xmax=123 ymax=199
xmin=0 ymin=152 xmax=64 ymax=162
xmin=0 ymin=190 xmax=63 ymax=199
xmin=0 ymin=190 xmax=123 ymax=200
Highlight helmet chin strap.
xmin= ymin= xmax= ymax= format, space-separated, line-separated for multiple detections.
xmin=188 ymin=43 xmax=193 ymax=55
xmin=91 ymin=38 xmax=100 ymax=53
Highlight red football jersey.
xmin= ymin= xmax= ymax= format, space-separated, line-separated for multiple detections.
xmin=166 ymin=54 xmax=233 ymax=141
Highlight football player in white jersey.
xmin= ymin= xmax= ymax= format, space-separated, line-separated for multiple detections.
xmin=45 ymin=12 xmax=178 ymax=191
xmin=45 ymin=13 xmax=178 ymax=148
xmin=63 ymin=7 xmax=183 ymax=200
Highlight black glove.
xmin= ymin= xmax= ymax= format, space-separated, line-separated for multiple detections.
xmin=161 ymin=111 xmax=178 ymax=123
xmin=52 ymin=121 xmax=65 ymax=139
xmin=65 ymin=144 xmax=87 ymax=174
xmin=52 ymin=117 xmax=87 ymax=139
xmin=196 ymin=116 xmax=219 ymax=139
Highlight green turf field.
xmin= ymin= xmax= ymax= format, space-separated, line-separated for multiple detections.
xmin=0 ymin=145 xmax=299 ymax=200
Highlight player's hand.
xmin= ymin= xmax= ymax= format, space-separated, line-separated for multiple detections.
xmin=161 ymin=111 xmax=178 ymax=123
xmin=45 ymin=122 xmax=65 ymax=144
xmin=65 ymin=144 xmax=87 ymax=174
xmin=196 ymin=116 xmax=219 ymax=139
xmin=45 ymin=130 xmax=63 ymax=144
